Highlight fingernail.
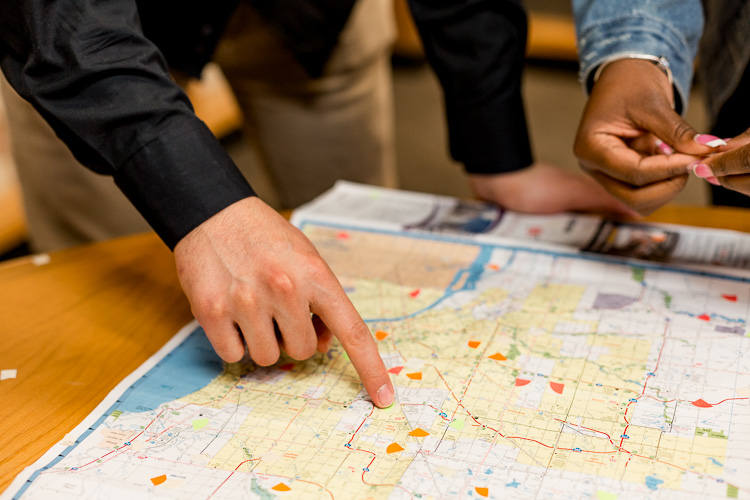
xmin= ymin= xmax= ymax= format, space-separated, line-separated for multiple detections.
xmin=655 ymin=139 xmax=673 ymax=155
xmin=376 ymin=383 xmax=394 ymax=407
xmin=694 ymin=134 xmax=727 ymax=148
xmin=705 ymin=176 xmax=721 ymax=186
xmin=724 ymin=138 xmax=732 ymax=142
xmin=689 ymin=161 xmax=713 ymax=178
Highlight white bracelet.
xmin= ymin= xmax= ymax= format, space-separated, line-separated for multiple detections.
xmin=592 ymin=53 xmax=673 ymax=88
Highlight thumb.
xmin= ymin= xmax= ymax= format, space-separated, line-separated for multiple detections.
xmin=639 ymin=106 xmax=726 ymax=156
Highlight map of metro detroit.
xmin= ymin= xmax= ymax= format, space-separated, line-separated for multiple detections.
xmin=11 ymin=222 xmax=750 ymax=500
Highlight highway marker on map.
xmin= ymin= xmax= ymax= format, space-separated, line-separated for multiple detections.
xmin=409 ymin=288 xmax=421 ymax=298
xmin=375 ymin=331 xmax=389 ymax=340
xmin=271 ymin=483 xmax=291 ymax=492
xmin=150 ymin=475 xmax=166 ymax=486
xmin=408 ymin=428 xmax=430 ymax=437
xmin=386 ymin=443 xmax=404 ymax=454
xmin=487 ymin=264 xmax=500 ymax=271
xmin=489 ymin=353 xmax=506 ymax=361
xmin=722 ymin=294 xmax=738 ymax=302
xmin=698 ymin=314 xmax=711 ymax=321
xmin=468 ymin=341 xmax=481 ymax=348
xmin=406 ymin=372 xmax=422 ymax=380
xmin=475 ymin=487 xmax=489 ymax=497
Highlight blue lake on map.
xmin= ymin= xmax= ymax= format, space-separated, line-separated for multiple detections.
xmin=112 ymin=326 xmax=223 ymax=414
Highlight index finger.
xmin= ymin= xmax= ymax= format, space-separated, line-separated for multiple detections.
xmin=705 ymin=143 xmax=750 ymax=177
xmin=579 ymin=133 xmax=699 ymax=186
xmin=311 ymin=279 xmax=394 ymax=408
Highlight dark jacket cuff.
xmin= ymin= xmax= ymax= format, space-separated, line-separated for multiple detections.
xmin=113 ymin=118 xmax=255 ymax=249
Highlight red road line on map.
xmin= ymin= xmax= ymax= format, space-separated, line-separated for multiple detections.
xmin=357 ymin=448 xmax=412 ymax=497
xmin=70 ymin=411 xmax=162 ymax=470
xmin=347 ymin=408 xmax=375 ymax=446
xmin=706 ymin=397 xmax=750 ymax=406
xmin=208 ymin=459 xmax=261 ymax=498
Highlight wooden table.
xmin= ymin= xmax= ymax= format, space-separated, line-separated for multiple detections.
xmin=1 ymin=204 xmax=749 ymax=494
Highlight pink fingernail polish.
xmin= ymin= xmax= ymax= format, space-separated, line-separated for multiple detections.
xmin=705 ymin=176 xmax=721 ymax=186
xmin=689 ymin=162 xmax=713 ymax=178
xmin=694 ymin=134 xmax=727 ymax=147
xmin=655 ymin=139 xmax=673 ymax=155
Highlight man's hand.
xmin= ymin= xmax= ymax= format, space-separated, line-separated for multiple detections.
xmin=174 ymin=197 xmax=395 ymax=408
xmin=699 ymin=129 xmax=750 ymax=195
xmin=467 ymin=162 xmax=636 ymax=216
xmin=574 ymin=59 xmax=719 ymax=214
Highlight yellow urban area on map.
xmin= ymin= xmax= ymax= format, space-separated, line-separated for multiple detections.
xmin=12 ymin=223 xmax=749 ymax=500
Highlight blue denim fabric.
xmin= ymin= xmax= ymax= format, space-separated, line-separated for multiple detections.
xmin=573 ymin=0 xmax=703 ymax=113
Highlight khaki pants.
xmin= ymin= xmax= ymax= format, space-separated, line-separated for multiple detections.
xmin=1 ymin=0 xmax=396 ymax=252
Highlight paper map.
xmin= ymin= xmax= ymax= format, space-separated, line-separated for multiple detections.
xmin=4 ymin=193 xmax=750 ymax=499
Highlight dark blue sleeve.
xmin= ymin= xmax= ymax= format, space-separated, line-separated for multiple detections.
xmin=407 ymin=0 xmax=533 ymax=174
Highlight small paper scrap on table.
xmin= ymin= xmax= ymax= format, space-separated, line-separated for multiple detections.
xmin=1 ymin=369 xmax=17 ymax=380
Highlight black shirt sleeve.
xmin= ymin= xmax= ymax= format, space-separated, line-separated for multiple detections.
xmin=408 ymin=0 xmax=533 ymax=174
xmin=0 ymin=0 xmax=255 ymax=249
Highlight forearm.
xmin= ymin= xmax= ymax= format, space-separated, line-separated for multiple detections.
xmin=407 ymin=0 xmax=533 ymax=174
xmin=0 ymin=0 xmax=255 ymax=248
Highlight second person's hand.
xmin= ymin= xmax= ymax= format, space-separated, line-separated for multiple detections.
xmin=574 ymin=59 xmax=719 ymax=214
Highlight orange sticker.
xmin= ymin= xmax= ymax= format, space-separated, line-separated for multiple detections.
xmin=515 ymin=378 xmax=530 ymax=387
xmin=375 ymin=331 xmax=389 ymax=341
xmin=468 ymin=341 xmax=481 ymax=348
xmin=388 ymin=366 xmax=404 ymax=375
xmin=489 ymin=353 xmax=507 ymax=361
xmin=487 ymin=264 xmax=500 ymax=271
xmin=722 ymin=294 xmax=738 ymax=302
xmin=691 ymin=399 xmax=713 ymax=408
xmin=550 ymin=382 xmax=564 ymax=394
xmin=408 ymin=428 xmax=430 ymax=437
xmin=386 ymin=443 xmax=405 ymax=454
xmin=409 ymin=289 xmax=421 ymax=298
xmin=406 ymin=372 xmax=422 ymax=380
xmin=150 ymin=475 xmax=166 ymax=486
xmin=475 ymin=487 xmax=489 ymax=497
xmin=272 ymin=483 xmax=291 ymax=492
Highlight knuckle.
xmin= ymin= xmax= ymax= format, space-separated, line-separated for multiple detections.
xmin=220 ymin=347 xmax=245 ymax=364
xmin=268 ymin=270 xmax=295 ymax=296
xmin=192 ymin=296 xmax=228 ymax=324
xmin=233 ymin=287 xmax=258 ymax=311
xmin=627 ymin=169 xmax=646 ymax=187
xmin=252 ymin=348 xmax=280 ymax=367
xmin=739 ymin=146 xmax=750 ymax=170
xmin=343 ymin=320 xmax=373 ymax=350
xmin=285 ymin=338 xmax=317 ymax=361
xmin=671 ymin=121 xmax=694 ymax=142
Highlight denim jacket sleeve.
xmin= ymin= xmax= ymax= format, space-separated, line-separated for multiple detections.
xmin=573 ymin=0 xmax=704 ymax=112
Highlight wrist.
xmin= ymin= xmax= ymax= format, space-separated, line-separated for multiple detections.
xmin=589 ymin=56 xmax=680 ymax=113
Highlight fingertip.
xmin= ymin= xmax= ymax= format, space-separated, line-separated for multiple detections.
xmin=373 ymin=383 xmax=395 ymax=408
xmin=694 ymin=134 xmax=727 ymax=148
